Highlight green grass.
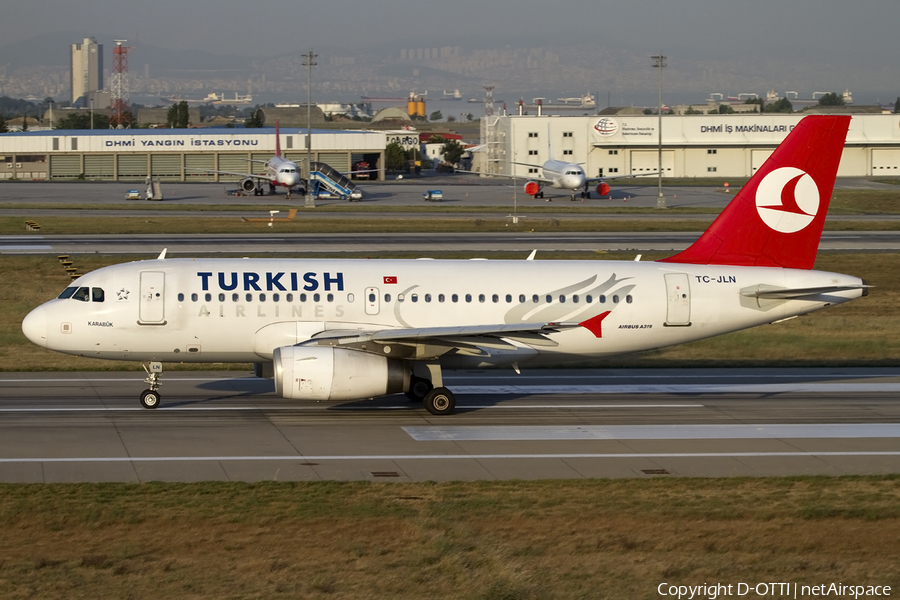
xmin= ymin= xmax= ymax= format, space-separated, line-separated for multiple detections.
xmin=0 ymin=478 xmax=898 ymax=599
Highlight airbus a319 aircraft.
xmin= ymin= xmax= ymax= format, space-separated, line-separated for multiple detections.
xmin=22 ymin=116 xmax=867 ymax=415
xmin=201 ymin=123 xmax=302 ymax=199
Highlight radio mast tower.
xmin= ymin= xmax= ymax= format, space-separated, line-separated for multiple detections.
xmin=110 ymin=40 xmax=132 ymax=128
xmin=483 ymin=85 xmax=495 ymax=117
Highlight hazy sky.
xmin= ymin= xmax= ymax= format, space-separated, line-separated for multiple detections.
xmin=2 ymin=0 xmax=897 ymax=62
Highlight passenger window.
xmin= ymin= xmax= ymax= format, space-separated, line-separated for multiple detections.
xmin=72 ymin=287 xmax=90 ymax=302
xmin=232 ymin=293 xmax=239 ymax=302
xmin=384 ymin=294 xmax=391 ymax=302
xmin=273 ymin=293 xmax=280 ymax=302
xmin=599 ymin=295 xmax=606 ymax=303
xmin=218 ymin=293 xmax=225 ymax=302
xmin=559 ymin=295 xmax=565 ymax=303
xmin=411 ymin=294 xmax=418 ymax=303
xmin=586 ymin=295 xmax=593 ymax=303
xmin=313 ymin=293 xmax=320 ymax=302
xmin=613 ymin=295 xmax=619 ymax=303
xmin=259 ymin=294 xmax=266 ymax=302
xmin=518 ymin=294 xmax=525 ymax=303
xmin=91 ymin=288 xmax=105 ymax=302
xmin=287 ymin=293 xmax=294 ymax=302
xmin=505 ymin=294 xmax=512 ymax=303
xmin=626 ymin=295 xmax=633 ymax=304
xmin=191 ymin=293 xmax=198 ymax=302
xmin=479 ymin=294 xmax=485 ymax=303
xmin=546 ymin=295 xmax=552 ymax=303
xmin=327 ymin=293 xmax=334 ymax=302
xmin=369 ymin=293 xmax=376 ymax=302
xmin=452 ymin=294 xmax=458 ymax=303
xmin=205 ymin=293 xmax=211 ymax=302
xmin=425 ymin=294 xmax=432 ymax=302
xmin=347 ymin=293 xmax=354 ymax=303
xmin=532 ymin=294 xmax=539 ymax=303
xmin=57 ymin=287 xmax=77 ymax=299
xmin=438 ymin=294 xmax=445 ymax=303
xmin=465 ymin=294 xmax=472 ymax=303
xmin=573 ymin=294 xmax=579 ymax=303
xmin=177 ymin=293 xmax=185 ymax=302
xmin=300 ymin=294 xmax=307 ymax=302
xmin=245 ymin=293 xmax=253 ymax=302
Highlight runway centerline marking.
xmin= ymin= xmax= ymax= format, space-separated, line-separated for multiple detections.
xmin=1 ymin=451 xmax=899 ymax=464
xmin=0 ymin=404 xmax=703 ymax=413
xmin=403 ymin=423 xmax=900 ymax=441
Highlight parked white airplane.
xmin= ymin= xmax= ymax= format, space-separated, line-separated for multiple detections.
xmin=201 ymin=122 xmax=303 ymax=199
xmin=22 ymin=116 xmax=866 ymax=415
xmin=471 ymin=149 xmax=654 ymax=201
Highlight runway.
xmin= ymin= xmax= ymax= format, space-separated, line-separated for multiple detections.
xmin=4 ymin=230 xmax=900 ymax=255
xmin=1 ymin=368 xmax=898 ymax=482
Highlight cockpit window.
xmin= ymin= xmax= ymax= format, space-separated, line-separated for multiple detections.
xmin=91 ymin=288 xmax=105 ymax=303
xmin=71 ymin=287 xmax=90 ymax=302
xmin=57 ymin=287 xmax=77 ymax=300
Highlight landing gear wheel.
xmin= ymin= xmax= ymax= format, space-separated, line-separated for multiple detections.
xmin=140 ymin=389 xmax=161 ymax=409
xmin=424 ymin=387 xmax=456 ymax=416
xmin=405 ymin=377 xmax=433 ymax=402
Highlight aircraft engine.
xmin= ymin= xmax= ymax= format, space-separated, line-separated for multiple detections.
xmin=524 ymin=181 xmax=541 ymax=196
xmin=240 ymin=178 xmax=257 ymax=192
xmin=273 ymin=345 xmax=407 ymax=401
xmin=596 ymin=182 xmax=611 ymax=197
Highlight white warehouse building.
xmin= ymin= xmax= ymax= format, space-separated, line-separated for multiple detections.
xmin=0 ymin=128 xmax=387 ymax=182
xmin=479 ymin=113 xmax=900 ymax=183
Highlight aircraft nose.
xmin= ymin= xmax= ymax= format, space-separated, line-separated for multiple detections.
xmin=22 ymin=306 xmax=47 ymax=348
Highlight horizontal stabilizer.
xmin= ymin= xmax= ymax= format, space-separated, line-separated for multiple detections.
xmin=741 ymin=284 xmax=869 ymax=300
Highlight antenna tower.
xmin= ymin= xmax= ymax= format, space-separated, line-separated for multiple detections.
xmin=483 ymin=85 xmax=495 ymax=116
xmin=110 ymin=40 xmax=132 ymax=128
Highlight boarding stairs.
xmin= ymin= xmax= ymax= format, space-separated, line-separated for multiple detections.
xmin=308 ymin=161 xmax=361 ymax=201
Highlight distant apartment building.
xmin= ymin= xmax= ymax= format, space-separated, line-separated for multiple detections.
xmin=70 ymin=37 xmax=103 ymax=107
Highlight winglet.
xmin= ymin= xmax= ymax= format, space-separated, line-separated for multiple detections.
xmin=579 ymin=311 xmax=611 ymax=338
xmin=156 ymin=248 xmax=167 ymax=260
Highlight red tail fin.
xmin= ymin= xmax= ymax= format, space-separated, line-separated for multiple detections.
xmin=659 ymin=115 xmax=850 ymax=269
xmin=275 ymin=120 xmax=282 ymax=158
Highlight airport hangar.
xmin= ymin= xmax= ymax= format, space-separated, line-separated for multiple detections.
xmin=478 ymin=112 xmax=900 ymax=182
xmin=0 ymin=128 xmax=389 ymax=182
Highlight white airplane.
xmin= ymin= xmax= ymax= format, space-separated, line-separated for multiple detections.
xmin=22 ymin=116 xmax=867 ymax=416
xmin=200 ymin=122 xmax=303 ymax=199
xmin=473 ymin=150 xmax=653 ymax=202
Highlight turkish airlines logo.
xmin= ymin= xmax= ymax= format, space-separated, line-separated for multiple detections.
xmin=755 ymin=167 xmax=820 ymax=233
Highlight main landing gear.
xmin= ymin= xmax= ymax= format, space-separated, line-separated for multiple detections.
xmin=405 ymin=363 xmax=457 ymax=415
xmin=140 ymin=361 xmax=163 ymax=409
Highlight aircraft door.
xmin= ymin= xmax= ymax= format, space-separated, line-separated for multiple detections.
xmin=139 ymin=271 xmax=166 ymax=324
xmin=365 ymin=287 xmax=380 ymax=315
xmin=664 ymin=273 xmax=691 ymax=326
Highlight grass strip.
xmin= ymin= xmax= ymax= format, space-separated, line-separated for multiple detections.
xmin=0 ymin=477 xmax=898 ymax=599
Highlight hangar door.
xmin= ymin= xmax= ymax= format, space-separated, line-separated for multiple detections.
xmin=630 ymin=151 xmax=673 ymax=177
xmin=872 ymin=149 xmax=900 ymax=176
xmin=751 ymin=149 xmax=775 ymax=174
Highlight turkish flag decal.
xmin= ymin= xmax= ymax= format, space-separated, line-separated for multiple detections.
xmin=383 ymin=276 xmax=398 ymax=284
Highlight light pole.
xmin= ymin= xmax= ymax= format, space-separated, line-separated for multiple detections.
xmin=651 ymin=54 xmax=666 ymax=208
xmin=303 ymin=50 xmax=317 ymax=208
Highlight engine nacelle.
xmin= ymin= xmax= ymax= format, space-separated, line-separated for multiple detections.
xmin=240 ymin=177 xmax=257 ymax=192
xmin=596 ymin=182 xmax=610 ymax=197
xmin=524 ymin=181 xmax=541 ymax=196
xmin=273 ymin=345 xmax=407 ymax=401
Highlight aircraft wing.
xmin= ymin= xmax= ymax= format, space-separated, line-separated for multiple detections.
xmin=585 ymin=171 xmax=659 ymax=184
xmin=456 ymin=169 xmax=554 ymax=185
xmin=301 ymin=319 xmax=602 ymax=359
xmin=187 ymin=168 xmax=274 ymax=182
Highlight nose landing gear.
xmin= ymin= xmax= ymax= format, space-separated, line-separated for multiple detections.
xmin=140 ymin=362 xmax=163 ymax=409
